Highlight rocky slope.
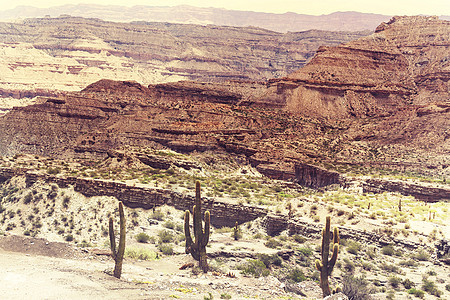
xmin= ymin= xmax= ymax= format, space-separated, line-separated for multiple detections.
xmin=0 ymin=16 xmax=368 ymax=98
xmin=264 ymin=16 xmax=450 ymax=118
xmin=0 ymin=16 xmax=448 ymax=184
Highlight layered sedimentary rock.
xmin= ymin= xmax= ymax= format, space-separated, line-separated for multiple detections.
xmin=0 ymin=17 xmax=448 ymax=194
xmin=263 ymin=16 xmax=449 ymax=118
xmin=0 ymin=16 xmax=368 ymax=98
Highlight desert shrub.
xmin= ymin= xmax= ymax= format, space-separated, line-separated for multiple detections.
xmin=365 ymin=246 xmax=377 ymax=259
xmin=158 ymin=229 xmax=174 ymax=243
xmin=220 ymin=293 xmax=232 ymax=299
xmin=407 ymin=288 xmax=425 ymax=298
xmin=446 ymin=284 xmax=450 ymax=291
xmin=150 ymin=210 xmax=165 ymax=221
xmin=287 ymin=267 xmax=306 ymax=283
xmin=343 ymin=257 xmax=355 ymax=273
xmin=388 ymin=276 xmax=402 ymax=288
xmin=381 ymin=245 xmax=395 ymax=256
xmin=64 ymin=234 xmax=74 ymax=242
xmin=346 ymin=240 xmax=362 ymax=255
xmin=412 ymin=249 xmax=430 ymax=261
xmin=47 ymin=167 xmax=61 ymax=175
xmin=264 ymin=238 xmax=282 ymax=249
xmin=399 ymin=259 xmax=417 ymax=267
xmin=380 ymin=263 xmax=402 ymax=274
xmin=402 ymin=278 xmax=415 ymax=289
xmin=258 ymin=254 xmax=282 ymax=268
xmin=238 ymin=259 xmax=270 ymax=278
xmin=298 ymin=247 xmax=313 ymax=257
xmin=62 ymin=196 xmax=70 ymax=209
xmin=125 ymin=247 xmax=157 ymax=260
xmin=23 ymin=230 xmax=31 ymax=236
xmin=158 ymin=244 xmax=174 ymax=255
xmin=342 ymin=275 xmax=374 ymax=300
xmin=422 ymin=278 xmax=442 ymax=297
xmin=291 ymin=234 xmax=306 ymax=243
xmin=23 ymin=192 xmax=33 ymax=204
xmin=135 ymin=232 xmax=150 ymax=243
xmin=77 ymin=240 xmax=92 ymax=247
xmin=163 ymin=220 xmax=175 ymax=230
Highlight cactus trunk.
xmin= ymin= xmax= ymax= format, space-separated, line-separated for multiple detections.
xmin=109 ymin=201 xmax=126 ymax=279
xmin=184 ymin=181 xmax=210 ymax=273
xmin=315 ymin=216 xmax=339 ymax=297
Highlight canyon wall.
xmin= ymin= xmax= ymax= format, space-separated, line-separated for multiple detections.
xmin=0 ymin=16 xmax=369 ymax=98
xmin=263 ymin=16 xmax=449 ymax=118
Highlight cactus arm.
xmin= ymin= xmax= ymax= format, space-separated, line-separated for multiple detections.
xmin=117 ymin=202 xmax=126 ymax=261
xmin=315 ymin=259 xmax=322 ymax=271
xmin=328 ymin=244 xmax=339 ymax=272
xmin=109 ymin=217 xmax=116 ymax=259
xmin=202 ymin=211 xmax=210 ymax=247
xmin=184 ymin=210 xmax=193 ymax=253
xmin=322 ymin=216 xmax=331 ymax=265
xmin=333 ymin=227 xmax=340 ymax=245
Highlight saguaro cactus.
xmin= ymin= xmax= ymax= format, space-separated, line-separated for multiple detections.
xmin=315 ymin=216 xmax=340 ymax=297
xmin=184 ymin=181 xmax=210 ymax=272
xmin=109 ymin=201 xmax=126 ymax=279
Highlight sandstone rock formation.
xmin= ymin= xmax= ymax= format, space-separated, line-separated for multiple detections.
xmin=263 ymin=16 xmax=450 ymax=119
xmin=0 ymin=16 xmax=368 ymax=98
xmin=0 ymin=16 xmax=448 ymax=197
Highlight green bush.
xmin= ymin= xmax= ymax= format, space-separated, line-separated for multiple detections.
xmin=238 ymin=259 xmax=270 ymax=278
xmin=135 ymin=232 xmax=151 ymax=243
xmin=258 ymin=254 xmax=282 ymax=268
xmin=163 ymin=220 xmax=176 ymax=230
xmin=412 ymin=249 xmax=430 ymax=261
xmin=291 ymin=234 xmax=306 ymax=243
xmin=264 ymin=238 xmax=281 ymax=249
xmin=407 ymin=288 xmax=425 ymax=298
xmin=380 ymin=263 xmax=402 ymax=274
xmin=381 ymin=245 xmax=395 ymax=256
xmin=125 ymin=247 xmax=157 ymax=260
xmin=150 ymin=210 xmax=165 ymax=221
xmin=342 ymin=275 xmax=374 ymax=300
xmin=422 ymin=278 xmax=442 ymax=297
xmin=158 ymin=244 xmax=174 ymax=255
xmin=158 ymin=229 xmax=174 ymax=243
xmin=298 ymin=247 xmax=313 ymax=257
xmin=388 ymin=276 xmax=402 ymax=288
xmin=402 ymin=278 xmax=415 ymax=289
xmin=287 ymin=267 xmax=306 ymax=283
xmin=343 ymin=257 xmax=355 ymax=273
xmin=64 ymin=234 xmax=74 ymax=242
xmin=346 ymin=240 xmax=362 ymax=255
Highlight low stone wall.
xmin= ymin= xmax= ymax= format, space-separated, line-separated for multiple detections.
xmin=264 ymin=214 xmax=426 ymax=250
xmin=0 ymin=168 xmax=439 ymax=251
xmin=1 ymin=168 xmax=267 ymax=228
xmin=360 ymin=178 xmax=450 ymax=202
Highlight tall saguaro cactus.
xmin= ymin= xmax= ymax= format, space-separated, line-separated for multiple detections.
xmin=109 ymin=201 xmax=126 ymax=279
xmin=315 ymin=216 xmax=340 ymax=297
xmin=184 ymin=181 xmax=210 ymax=273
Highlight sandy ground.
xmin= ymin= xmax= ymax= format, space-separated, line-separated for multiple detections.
xmin=0 ymin=235 xmax=299 ymax=300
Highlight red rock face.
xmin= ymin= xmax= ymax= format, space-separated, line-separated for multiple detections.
xmin=0 ymin=17 xmax=448 ymax=180
xmin=264 ymin=16 xmax=449 ymax=118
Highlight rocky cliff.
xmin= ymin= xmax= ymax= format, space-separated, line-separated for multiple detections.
xmin=0 ymin=16 xmax=448 ymax=192
xmin=0 ymin=16 xmax=368 ymax=99
xmin=264 ymin=16 xmax=449 ymax=118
